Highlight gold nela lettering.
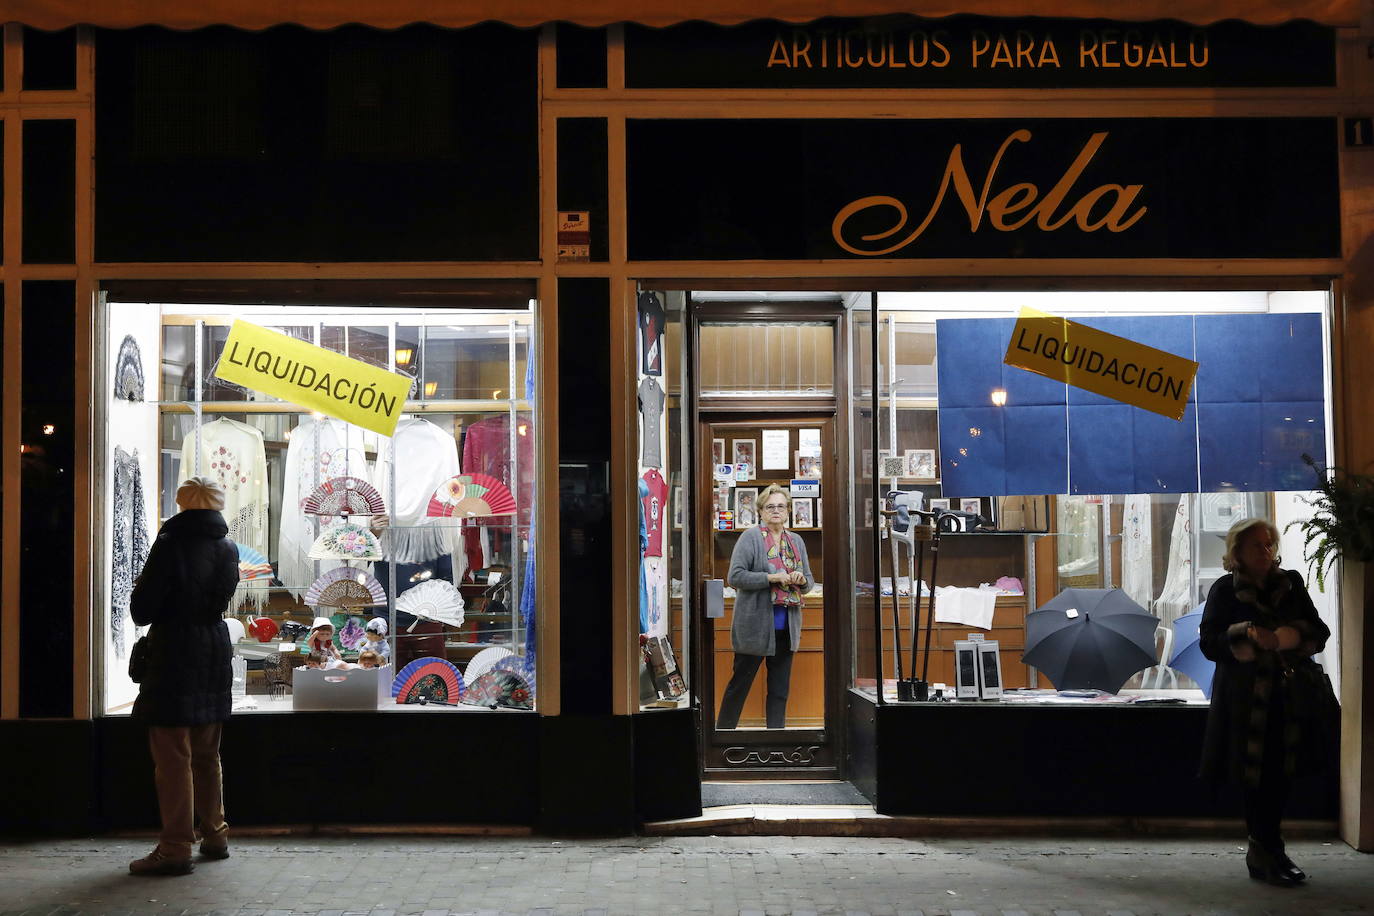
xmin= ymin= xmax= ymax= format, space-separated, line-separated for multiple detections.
xmin=831 ymin=129 xmax=1146 ymax=256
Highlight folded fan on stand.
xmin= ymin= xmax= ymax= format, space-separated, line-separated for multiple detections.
xmin=237 ymin=544 xmax=274 ymax=581
xmin=391 ymin=657 xmax=464 ymax=705
xmin=461 ymin=669 xmax=533 ymax=709
xmin=426 ymin=473 xmax=517 ymax=518
xmin=308 ymin=521 xmax=384 ymax=560
xmin=302 ymin=476 xmax=386 ymax=517
xmin=395 ymin=579 xmax=466 ymax=630
xmin=464 ymin=646 xmax=513 ymax=683
xmin=304 ymin=567 xmax=387 ymax=609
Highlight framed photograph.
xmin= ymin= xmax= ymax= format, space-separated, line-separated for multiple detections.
xmin=929 ymin=498 xmax=951 ymax=512
xmin=795 ymin=451 xmax=823 ymax=478
xmin=864 ymin=498 xmax=873 ymax=529
xmin=712 ymin=438 xmax=726 ymax=468
xmin=960 ymin=497 xmax=982 ymax=515
xmin=673 ymin=486 xmax=683 ymax=529
xmin=733 ymin=487 xmax=759 ymax=529
xmin=791 ymin=497 xmax=814 ymax=528
xmin=881 ymin=454 xmax=908 ymax=479
xmin=815 ymin=497 xmax=823 ymax=527
xmin=731 ymin=439 xmax=756 ymax=480
xmin=716 ymin=485 xmax=732 ymax=513
xmin=861 ymin=449 xmax=872 ymax=479
xmin=905 ymin=449 xmax=936 ymax=481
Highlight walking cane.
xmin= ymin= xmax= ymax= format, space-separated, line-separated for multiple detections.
xmin=921 ymin=512 xmax=946 ymax=689
xmin=881 ymin=507 xmax=904 ymax=685
xmin=901 ymin=509 xmax=938 ymax=701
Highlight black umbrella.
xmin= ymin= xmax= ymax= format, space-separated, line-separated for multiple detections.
xmin=1022 ymin=588 xmax=1159 ymax=693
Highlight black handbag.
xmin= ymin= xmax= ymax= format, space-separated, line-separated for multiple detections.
xmin=1281 ymin=658 xmax=1339 ymax=736
xmin=128 ymin=634 xmax=150 ymax=683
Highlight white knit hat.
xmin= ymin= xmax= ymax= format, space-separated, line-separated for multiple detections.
xmin=311 ymin=616 xmax=334 ymax=631
xmin=176 ymin=476 xmax=226 ymax=511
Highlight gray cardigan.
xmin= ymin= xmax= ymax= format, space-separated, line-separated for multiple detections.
xmin=727 ymin=525 xmax=815 ymax=657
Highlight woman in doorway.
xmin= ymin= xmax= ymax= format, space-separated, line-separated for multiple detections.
xmin=718 ymin=484 xmax=815 ymax=729
xmin=1198 ymin=517 xmax=1333 ymax=886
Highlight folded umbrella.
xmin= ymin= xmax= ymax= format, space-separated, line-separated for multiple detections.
xmin=1023 ymin=587 xmax=1159 ymax=693
xmin=1168 ymin=606 xmax=1214 ymax=698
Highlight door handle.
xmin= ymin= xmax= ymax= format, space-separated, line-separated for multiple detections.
xmin=704 ymin=578 xmax=724 ymax=619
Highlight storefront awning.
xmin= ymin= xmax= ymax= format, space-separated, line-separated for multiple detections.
xmin=0 ymin=0 xmax=1359 ymax=31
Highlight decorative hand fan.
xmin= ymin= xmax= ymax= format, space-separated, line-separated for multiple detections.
xmin=308 ymin=522 xmax=383 ymax=560
xmin=463 ymin=646 xmax=513 ymax=683
xmin=391 ymin=657 xmax=464 ymax=705
xmin=304 ymin=567 xmax=387 ymax=608
xmin=491 ymin=654 xmax=536 ymax=690
xmin=114 ymin=334 xmax=145 ymax=402
xmin=237 ymin=544 xmax=274 ymax=581
xmin=338 ymin=617 xmax=367 ymax=651
xmin=426 ymin=473 xmax=517 ymax=519
xmin=302 ymin=476 xmax=386 ymax=517
xmin=461 ymin=669 xmax=533 ymax=710
xmin=395 ymin=579 xmax=465 ymax=628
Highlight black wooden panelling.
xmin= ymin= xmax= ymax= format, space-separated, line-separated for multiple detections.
xmin=19 ymin=280 xmax=76 ymax=718
xmin=557 ymin=118 xmax=609 ymax=262
xmin=22 ymin=120 xmax=75 ymax=264
xmin=23 ymin=27 xmax=77 ymax=91
xmin=558 ymin=278 xmax=611 ymax=716
xmin=556 ymin=24 xmax=608 ymax=89
xmin=95 ymin=25 xmax=539 ymax=262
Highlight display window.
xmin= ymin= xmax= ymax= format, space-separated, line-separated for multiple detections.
xmin=636 ymin=290 xmax=690 ymax=711
xmin=850 ymin=288 xmax=1340 ymax=707
xmin=98 ymin=298 xmax=538 ymax=715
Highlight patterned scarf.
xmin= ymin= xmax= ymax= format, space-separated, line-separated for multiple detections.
xmin=1232 ymin=566 xmax=1298 ymax=787
xmin=760 ymin=525 xmax=803 ymax=607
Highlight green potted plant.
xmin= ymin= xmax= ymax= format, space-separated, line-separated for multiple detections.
xmin=1287 ymin=453 xmax=1374 ymax=591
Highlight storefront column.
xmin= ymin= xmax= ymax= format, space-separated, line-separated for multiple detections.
xmin=1338 ymin=16 xmax=1374 ymax=844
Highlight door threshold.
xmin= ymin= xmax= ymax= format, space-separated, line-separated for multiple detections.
xmin=700 ymin=778 xmax=868 ymax=808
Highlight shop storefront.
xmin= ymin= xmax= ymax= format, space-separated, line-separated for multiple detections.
xmin=1 ymin=1 xmax=1371 ymax=849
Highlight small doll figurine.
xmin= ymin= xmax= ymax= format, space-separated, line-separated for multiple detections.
xmin=357 ymin=649 xmax=381 ymax=669
xmin=304 ymin=650 xmax=325 ymax=669
xmin=308 ymin=616 xmax=342 ymax=663
xmin=362 ymin=617 xmax=390 ymax=664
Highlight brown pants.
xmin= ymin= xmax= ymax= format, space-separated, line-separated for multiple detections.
xmin=147 ymin=723 xmax=228 ymax=858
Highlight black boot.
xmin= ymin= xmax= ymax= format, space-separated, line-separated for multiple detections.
xmin=1247 ymin=837 xmax=1301 ymax=886
xmin=1271 ymin=843 xmax=1306 ymax=883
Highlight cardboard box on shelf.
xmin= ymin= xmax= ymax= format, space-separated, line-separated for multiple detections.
xmin=292 ymin=664 xmax=393 ymax=711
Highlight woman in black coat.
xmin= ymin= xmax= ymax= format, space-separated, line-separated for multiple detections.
xmin=128 ymin=477 xmax=240 ymax=876
xmin=1199 ymin=517 xmax=1331 ymax=886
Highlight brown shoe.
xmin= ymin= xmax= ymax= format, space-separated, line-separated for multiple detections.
xmin=200 ymin=839 xmax=230 ymax=860
xmin=129 ymin=848 xmax=194 ymax=876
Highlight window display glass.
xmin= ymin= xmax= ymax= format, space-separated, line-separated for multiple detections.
xmin=852 ymin=289 xmax=1340 ymax=706
xmin=99 ymin=300 xmax=538 ymax=715
xmin=636 ymin=290 xmax=690 ymax=711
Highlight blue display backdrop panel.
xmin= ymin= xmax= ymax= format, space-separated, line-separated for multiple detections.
xmin=1194 ymin=313 xmax=1326 ymax=492
xmin=936 ymin=313 xmax=1325 ymax=496
xmin=936 ymin=318 xmax=1068 ymax=497
xmin=1066 ymin=316 xmax=1198 ymax=495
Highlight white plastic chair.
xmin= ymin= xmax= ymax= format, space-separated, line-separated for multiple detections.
xmin=1141 ymin=625 xmax=1177 ymax=690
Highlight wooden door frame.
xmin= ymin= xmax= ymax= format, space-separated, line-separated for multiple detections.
xmin=685 ymin=298 xmax=853 ymax=777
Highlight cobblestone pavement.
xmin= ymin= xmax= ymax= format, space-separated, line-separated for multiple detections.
xmin=0 ymin=835 xmax=1371 ymax=916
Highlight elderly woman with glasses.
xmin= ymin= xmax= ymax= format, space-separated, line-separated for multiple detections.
xmin=1198 ymin=517 xmax=1332 ymax=886
xmin=718 ymin=483 xmax=815 ymax=729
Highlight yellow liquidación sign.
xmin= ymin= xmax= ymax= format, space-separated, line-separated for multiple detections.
xmin=1003 ymin=308 xmax=1198 ymax=420
xmin=213 ymin=320 xmax=414 ymax=437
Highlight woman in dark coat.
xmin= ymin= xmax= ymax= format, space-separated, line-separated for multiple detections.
xmin=1199 ymin=517 xmax=1332 ymax=886
xmin=128 ymin=477 xmax=240 ymax=876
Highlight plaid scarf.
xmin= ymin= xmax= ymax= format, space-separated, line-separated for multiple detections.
xmin=760 ymin=525 xmax=803 ymax=607
xmin=1231 ymin=567 xmax=1298 ymax=787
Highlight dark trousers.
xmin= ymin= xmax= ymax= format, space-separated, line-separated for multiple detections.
xmin=717 ymin=627 xmax=795 ymax=729
xmin=1243 ymin=688 xmax=1291 ymax=850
